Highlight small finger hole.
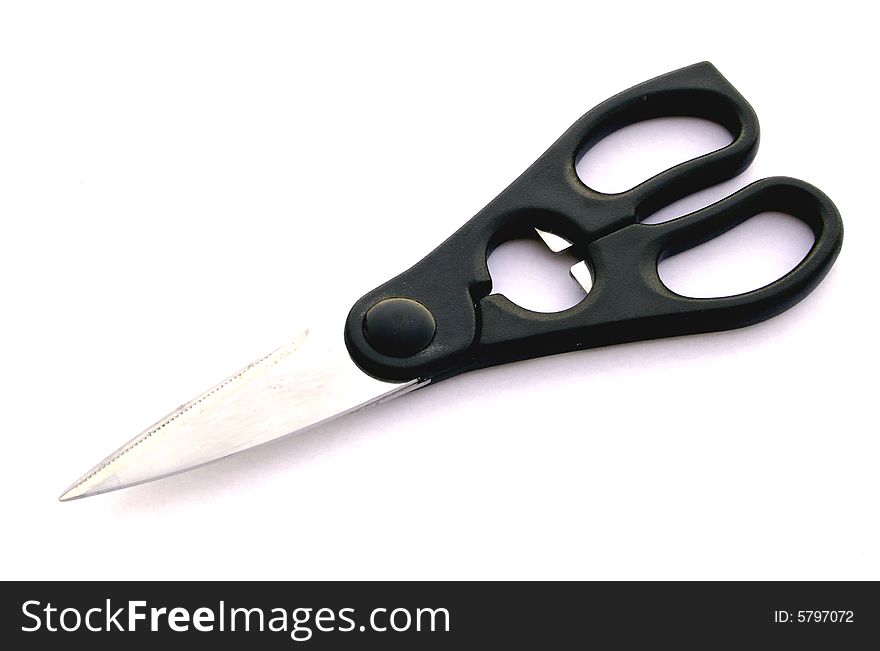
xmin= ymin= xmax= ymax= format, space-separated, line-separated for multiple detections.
xmin=658 ymin=212 xmax=815 ymax=298
xmin=575 ymin=117 xmax=733 ymax=194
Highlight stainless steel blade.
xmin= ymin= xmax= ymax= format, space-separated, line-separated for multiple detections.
xmin=59 ymin=318 xmax=426 ymax=501
xmin=535 ymin=228 xmax=592 ymax=295
xmin=534 ymin=228 xmax=573 ymax=253
xmin=569 ymin=260 xmax=593 ymax=294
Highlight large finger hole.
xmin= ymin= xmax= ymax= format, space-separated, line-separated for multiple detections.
xmin=658 ymin=212 xmax=815 ymax=298
xmin=576 ymin=117 xmax=732 ymax=194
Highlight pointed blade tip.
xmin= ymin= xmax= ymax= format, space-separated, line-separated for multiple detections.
xmin=58 ymin=472 xmax=111 ymax=502
xmin=58 ymin=480 xmax=90 ymax=502
xmin=58 ymin=487 xmax=81 ymax=502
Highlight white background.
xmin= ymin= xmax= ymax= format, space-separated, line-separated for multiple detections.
xmin=1 ymin=1 xmax=876 ymax=580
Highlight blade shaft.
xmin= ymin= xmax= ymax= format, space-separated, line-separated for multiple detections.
xmin=60 ymin=322 xmax=425 ymax=500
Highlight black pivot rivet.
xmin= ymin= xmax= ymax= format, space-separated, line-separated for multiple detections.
xmin=363 ymin=298 xmax=436 ymax=358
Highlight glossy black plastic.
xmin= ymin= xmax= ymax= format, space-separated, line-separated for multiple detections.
xmin=363 ymin=298 xmax=436 ymax=358
xmin=345 ymin=62 xmax=843 ymax=382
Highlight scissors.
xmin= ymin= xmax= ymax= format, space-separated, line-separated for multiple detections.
xmin=60 ymin=61 xmax=843 ymax=501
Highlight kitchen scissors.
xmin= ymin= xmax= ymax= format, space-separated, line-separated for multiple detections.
xmin=61 ymin=61 xmax=842 ymax=501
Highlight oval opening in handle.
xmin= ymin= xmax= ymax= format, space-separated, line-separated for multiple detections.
xmin=487 ymin=237 xmax=588 ymax=313
xmin=658 ymin=211 xmax=815 ymax=298
xmin=576 ymin=116 xmax=733 ymax=194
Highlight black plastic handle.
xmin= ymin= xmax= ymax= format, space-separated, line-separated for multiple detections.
xmin=540 ymin=60 xmax=759 ymax=226
xmin=477 ymin=177 xmax=842 ymax=359
xmin=345 ymin=63 xmax=842 ymax=382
